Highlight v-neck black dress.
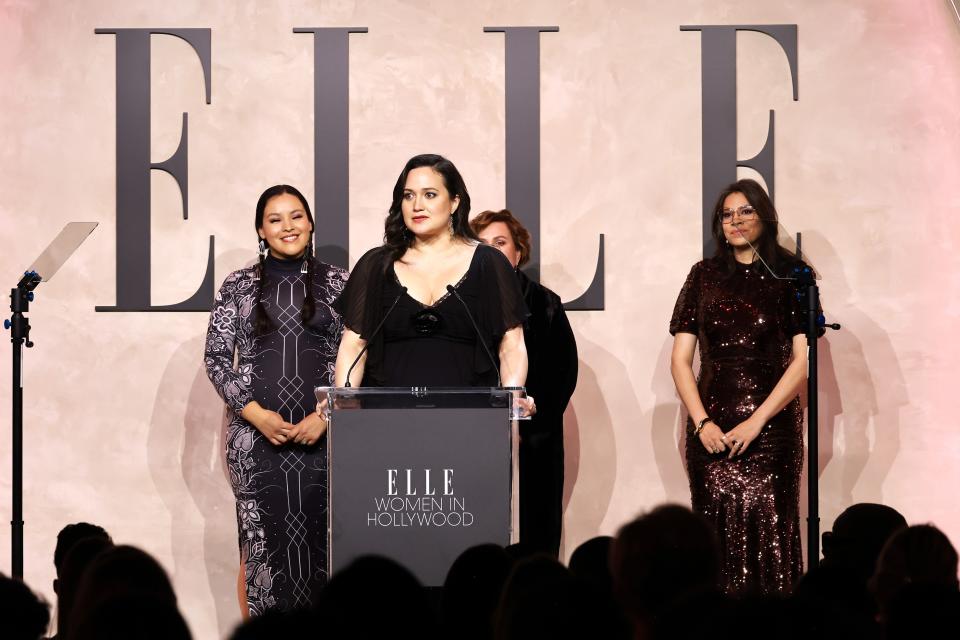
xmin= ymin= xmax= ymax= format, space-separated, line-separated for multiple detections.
xmin=335 ymin=244 xmax=528 ymax=387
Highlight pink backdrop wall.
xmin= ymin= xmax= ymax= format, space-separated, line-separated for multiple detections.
xmin=2 ymin=1 xmax=959 ymax=637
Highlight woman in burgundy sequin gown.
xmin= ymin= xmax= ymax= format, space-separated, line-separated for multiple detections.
xmin=669 ymin=179 xmax=809 ymax=595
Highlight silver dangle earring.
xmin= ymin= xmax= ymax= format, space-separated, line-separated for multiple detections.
xmin=301 ymin=243 xmax=311 ymax=274
xmin=259 ymin=239 xmax=268 ymax=259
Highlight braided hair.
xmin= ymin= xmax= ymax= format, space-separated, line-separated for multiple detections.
xmin=254 ymin=185 xmax=317 ymax=336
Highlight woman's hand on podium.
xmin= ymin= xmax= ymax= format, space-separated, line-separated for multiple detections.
xmin=242 ymin=402 xmax=296 ymax=446
xmin=315 ymin=398 xmax=329 ymax=420
xmin=516 ymin=395 xmax=536 ymax=418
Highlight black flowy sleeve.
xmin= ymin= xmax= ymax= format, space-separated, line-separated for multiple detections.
xmin=332 ymin=247 xmax=391 ymax=338
xmin=332 ymin=246 xmax=393 ymax=385
xmin=476 ymin=245 xmax=530 ymax=342
xmin=546 ymin=295 xmax=578 ymax=413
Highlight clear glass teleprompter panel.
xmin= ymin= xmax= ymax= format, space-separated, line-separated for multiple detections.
xmin=28 ymin=222 xmax=98 ymax=281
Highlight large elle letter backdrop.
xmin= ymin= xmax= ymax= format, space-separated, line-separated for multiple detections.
xmin=2 ymin=1 xmax=959 ymax=636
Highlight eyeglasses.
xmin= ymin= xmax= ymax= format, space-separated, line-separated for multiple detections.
xmin=717 ymin=205 xmax=758 ymax=224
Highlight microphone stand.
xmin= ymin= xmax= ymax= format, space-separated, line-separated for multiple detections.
xmin=792 ymin=234 xmax=840 ymax=571
xmin=732 ymin=226 xmax=840 ymax=570
xmin=4 ymin=221 xmax=97 ymax=578
xmin=5 ymin=270 xmax=41 ymax=579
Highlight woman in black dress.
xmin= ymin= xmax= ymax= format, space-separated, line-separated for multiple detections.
xmin=669 ymin=179 xmax=809 ymax=595
xmin=205 ymin=185 xmax=347 ymax=616
xmin=472 ymin=209 xmax=578 ymax=557
xmin=331 ymin=154 xmax=535 ymax=412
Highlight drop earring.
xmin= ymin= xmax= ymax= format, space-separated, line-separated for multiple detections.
xmin=301 ymin=242 xmax=312 ymax=274
xmin=259 ymin=239 xmax=268 ymax=259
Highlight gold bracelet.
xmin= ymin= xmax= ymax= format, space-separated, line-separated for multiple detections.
xmin=693 ymin=417 xmax=712 ymax=437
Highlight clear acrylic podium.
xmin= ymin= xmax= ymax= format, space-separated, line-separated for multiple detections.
xmin=315 ymin=386 xmax=522 ymax=586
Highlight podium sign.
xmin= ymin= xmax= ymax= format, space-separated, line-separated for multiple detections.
xmin=319 ymin=387 xmax=519 ymax=586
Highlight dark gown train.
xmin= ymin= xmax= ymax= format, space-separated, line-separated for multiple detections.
xmin=333 ymin=243 xmax=528 ymax=387
xmin=670 ymin=256 xmax=806 ymax=595
xmin=205 ymin=255 xmax=347 ymax=615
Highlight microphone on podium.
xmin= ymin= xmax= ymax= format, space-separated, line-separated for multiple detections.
xmin=344 ymin=287 xmax=407 ymax=387
xmin=446 ymin=284 xmax=501 ymax=386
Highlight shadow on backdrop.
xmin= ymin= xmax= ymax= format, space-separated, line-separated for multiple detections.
xmin=648 ymin=336 xmax=691 ymax=505
xmin=560 ymin=332 xmax=631 ymax=558
xmin=147 ymin=249 xmax=251 ymax=637
xmin=800 ymin=231 xmax=904 ymax=524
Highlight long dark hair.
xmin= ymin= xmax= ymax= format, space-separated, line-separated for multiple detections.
xmin=711 ymin=179 xmax=797 ymax=277
xmin=254 ymin=184 xmax=317 ymax=336
xmin=383 ymin=154 xmax=479 ymax=261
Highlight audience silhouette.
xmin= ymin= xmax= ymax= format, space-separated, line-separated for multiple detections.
xmin=441 ymin=543 xmax=514 ymax=640
xmin=0 ymin=573 xmax=50 ymax=640
xmin=50 ymin=522 xmax=113 ymax=640
xmin=870 ymin=523 xmax=959 ymax=623
xmin=793 ymin=503 xmax=907 ymax=638
xmin=610 ymin=504 xmax=721 ymax=638
xmin=9 ymin=505 xmax=957 ymax=640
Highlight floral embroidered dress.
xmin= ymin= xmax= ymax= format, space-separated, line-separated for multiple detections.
xmin=205 ymin=254 xmax=347 ymax=614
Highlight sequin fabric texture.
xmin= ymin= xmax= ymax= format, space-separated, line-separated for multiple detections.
xmin=670 ymin=257 xmax=805 ymax=595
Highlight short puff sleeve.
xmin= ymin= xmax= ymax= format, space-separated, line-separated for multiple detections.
xmin=332 ymin=246 xmax=391 ymax=338
xmin=669 ymin=261 xmax=703 ymax=336
xmin=476 ymin=244 xmax=530 ymax=342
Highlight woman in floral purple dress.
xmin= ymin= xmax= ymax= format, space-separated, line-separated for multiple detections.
xmin=205 ymin=185 xmax=347 ymax=617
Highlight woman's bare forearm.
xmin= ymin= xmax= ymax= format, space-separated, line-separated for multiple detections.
xmin=498 ymin=325 xmax=528 ymax=387
xmin=749 ymin=334 xmax=808 ymax=425
xmin=671 ymin=333 xmax=709 ymax=425
xmin=334 ymin=329 xmax=367 ymax=387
